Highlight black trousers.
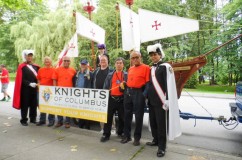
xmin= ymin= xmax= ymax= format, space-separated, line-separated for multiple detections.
xmin=123 ymin=88 xmax=145 ymax=140
xmin=78 ymin=119 xmax=91 ymax=129
xmin=149 ymin=104 xmax=168 ymax=150
xmin=20 ymin=89 xmax=38 ymax=123
xmin=103 ymin=96 xmax=124 ymax=137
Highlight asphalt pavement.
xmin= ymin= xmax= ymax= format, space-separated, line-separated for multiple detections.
xmin=0 ymin=113 xmax=242 ymax=160
xmin=0 ymin=82 xmax=241 ymax=160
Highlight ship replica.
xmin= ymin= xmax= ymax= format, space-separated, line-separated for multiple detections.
xmin=169 ymin=34 xmax=242 ymax=98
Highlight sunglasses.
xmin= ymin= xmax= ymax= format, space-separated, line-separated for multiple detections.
xmin=63 ymin=60 xmax=70 ymax=62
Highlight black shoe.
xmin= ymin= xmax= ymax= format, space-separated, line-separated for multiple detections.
xmin=117 ymin=133 xmax=124 ymax=139
xmin=36 ymin=121 xmax=46 ymax=126
xmin=100 ymin=136 xmax=110 ymax=142
xmin=21 ymin=122 xmax=28 ymax=126
xmin=47 ymin=122 xmax=55 ymax=127
xmin=133 ymin=139 xmax=140 ymax=146
xmin=30 ymin=120 xmax=36 ymax=124
xmin=0 ymin=97 xmax=6 ymax=101
xmin=157 ymin=149 xmax=165 ymax=157
xmin=146 ymin=141 xmax=158 ymax=146
xmin=120 ymin=137 xmax=132 ymax=144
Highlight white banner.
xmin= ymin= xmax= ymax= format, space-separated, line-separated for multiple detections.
xmin=39 ymin=86 xmax=109 ymax=123
xmin=58 ymin=33 xmax=78 ymax=59
xmin=76 ymin=12 xmax=105 ymax=44
xmin=119 ymin=4 xmax=140 ymax=51
xmin=57 ymin=33 xmax=78 ymax=67
xmin=139 ymin=8 xmax=199 ymax=43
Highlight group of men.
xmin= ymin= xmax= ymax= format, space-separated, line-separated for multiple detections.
xmin=12 ymin=43 xmax=181 ymax=158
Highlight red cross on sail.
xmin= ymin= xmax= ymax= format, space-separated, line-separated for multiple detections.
xmin=139 ymin=8 xmax=199 ymax=43
xmin=130 ymin=17 xmax=134 ymax=28
xmin=90 ymin=29 xmax=95 ymax=37
xmin=152 ymin=20 xmax=161 ymax=30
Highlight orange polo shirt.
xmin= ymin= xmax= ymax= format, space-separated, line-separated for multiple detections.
xmin=110 ymin=71 xmax=123 ymax=96
xmin=37 ymin=67 xmax=55 ymax=86
xmin=127 ymin=64 xmax=150 ymax=88
xmin=52 ymin=67 xmax=76 ymax=87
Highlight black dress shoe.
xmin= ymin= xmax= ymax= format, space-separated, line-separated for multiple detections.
xmin=21 ymin=122 xmax=28 ymax=126
xmin=120 ymin=137 xmax=132 ymax=144
xmin=100 ymin=136 xmax=110 ymax=142
xmin=146 ymin=141 xmax=158 ymax=146
xmin=157 ymin=149 xmax=165 ymax=157
xmin=36 ymin=121 xmax=46 ymax=126
xmin=30 ymin=120 xmax=36 ymax=124
xmin=133 ymin=139 xmax=140 ymax=146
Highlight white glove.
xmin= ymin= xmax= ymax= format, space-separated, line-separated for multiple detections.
xmin=29 ymin=82 xmax=37 ymax=88
xmin=162 ymin=100 xmax=169 ymax=110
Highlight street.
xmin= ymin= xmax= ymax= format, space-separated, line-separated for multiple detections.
xmin=1 ymin=82 xmax=242 ymax=156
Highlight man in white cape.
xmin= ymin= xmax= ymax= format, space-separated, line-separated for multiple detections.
xmin=146 ymin=43 xmax=181 ymax=157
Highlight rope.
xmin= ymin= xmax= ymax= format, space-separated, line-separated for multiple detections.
xmin=184 ymin=89 xmax=213 ymax=118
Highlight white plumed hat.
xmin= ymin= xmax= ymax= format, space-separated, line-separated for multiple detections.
xmin=22 ymin=50 xmax=34 ymax=61
xmin=147 ymin=43 xmax=165 ymax=58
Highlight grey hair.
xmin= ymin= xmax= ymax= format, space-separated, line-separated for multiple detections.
xmin=115 ymin=57 xmax=125 ymax=65
xmin=130 ymin=50 xmax=141 ymax=57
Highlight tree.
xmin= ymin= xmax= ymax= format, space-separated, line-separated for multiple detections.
xmin=0 ymin=0 xmax=46 ymax=70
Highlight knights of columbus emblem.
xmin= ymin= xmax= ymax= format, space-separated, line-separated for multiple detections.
xmin=42 ymin=87 xmax=52 ymax=103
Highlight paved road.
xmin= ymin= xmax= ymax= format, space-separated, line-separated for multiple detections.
xmin=1 ymin=82 xmax=241 ymax=156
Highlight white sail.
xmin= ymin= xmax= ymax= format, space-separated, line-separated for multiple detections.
xmin=139 ymin=8 xmax=199 ymax=43
xmin=76 ymin=12 xmax=105 ymax=44
xmin=58 ymin=33 xmax=78 ymax=59
xmin=120 ymin=4 xmax=140 ymax=51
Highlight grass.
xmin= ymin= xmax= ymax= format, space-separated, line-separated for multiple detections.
xmin=185 ymin=83 xmax=235 ymax=94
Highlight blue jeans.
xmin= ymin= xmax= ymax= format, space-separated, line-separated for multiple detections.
xmin=39 ymin=113 xmax=55 ymax=123
xmin=57 ymin=116 xmax=70 ymax=124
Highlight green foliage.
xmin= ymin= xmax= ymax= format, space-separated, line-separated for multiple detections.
xmin=1 ymin=0 xmax=241 ymax=85
xmin=186 ymin=83 xmax=235 ymax=94
xmin=10 ymin=9 xmax=75 ymax=65
xmin=184 ymin=73 xmax=198 ymax=89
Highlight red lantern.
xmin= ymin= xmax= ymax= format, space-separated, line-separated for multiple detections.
xmin=83 ymin=2 xmax=95 ymax=15
xmin=125 ymin=0 xmax=134 ymax=5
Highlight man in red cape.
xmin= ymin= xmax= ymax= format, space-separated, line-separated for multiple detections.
xmin=13 ymin=50 xmax=40 ymax=126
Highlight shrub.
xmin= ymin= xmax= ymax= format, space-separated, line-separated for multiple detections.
xmin=184 ymin=74 xmax=198 ymax=89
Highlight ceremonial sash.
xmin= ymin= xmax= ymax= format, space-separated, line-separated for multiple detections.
xmin=27 ymin=64 xmax=38 ymax=77
xmin=151 ymin=66 xmax=166 ymax=104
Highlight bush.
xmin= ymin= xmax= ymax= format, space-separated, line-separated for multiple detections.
xmin=184 ymin=74 xmax=198 ymax=89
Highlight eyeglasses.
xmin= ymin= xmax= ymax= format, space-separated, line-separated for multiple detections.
xmin=63 ymin=60 xmax=70 ymax=62
xmin=131 ymin=56 xmax=140 ymax=60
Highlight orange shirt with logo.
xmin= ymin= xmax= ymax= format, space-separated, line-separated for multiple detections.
xmin=127 ymin=64 xmax=150 ymax=88
xmin=52 ymin=67 xmax=76 ymax=87
xmin=110 ymin=71 xmax=124 ymax=96
xmin=37 ymin=67 xmax=55 ymax=86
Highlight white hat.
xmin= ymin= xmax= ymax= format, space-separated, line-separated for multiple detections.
xmin=147 ymin=43 xmax=165 ymax=58
xmin=22 ymin=50 xmax=35 ymax=61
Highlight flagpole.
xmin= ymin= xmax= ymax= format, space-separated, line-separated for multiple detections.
xmin=125 ymin=0 xmax=134 ymax=67
xmin=115 ymin=3 xmax=119 ymax=50
xmin=83 ymin=2 xmax=96 ymax=69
